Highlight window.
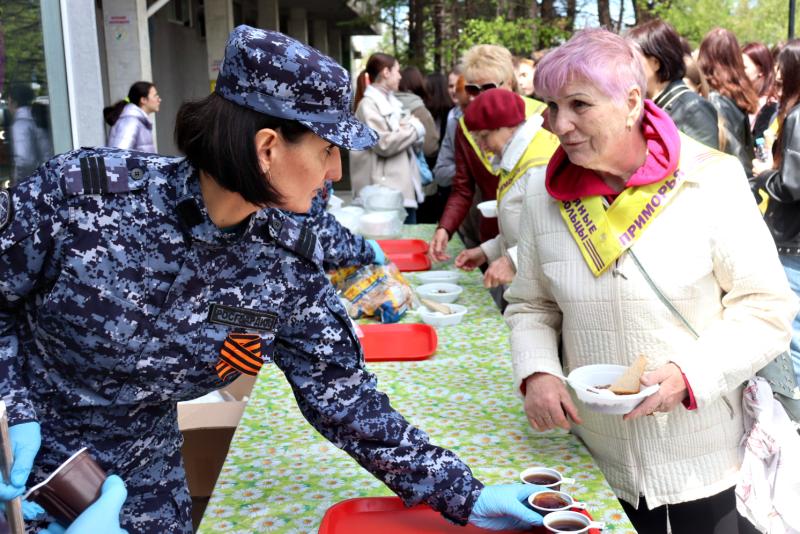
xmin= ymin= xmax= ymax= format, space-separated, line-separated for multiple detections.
xmin=0 ymin=1 xmax=62 ymax=187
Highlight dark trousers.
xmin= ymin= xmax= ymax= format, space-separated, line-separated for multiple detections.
xmin=619 ymin=487 xmax=759 ymax=534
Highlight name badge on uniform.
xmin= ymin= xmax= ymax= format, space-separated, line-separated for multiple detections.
xmin=208 ymin=303 xmax=277 ymax=332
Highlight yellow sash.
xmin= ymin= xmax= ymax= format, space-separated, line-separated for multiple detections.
xmin=559 ymin=174 xmax=684 ymax=277
xmin=559 ymin=143 xmax=729 ymax=276
xmin=496 ymin=127 xmax=558 ymax=203
xmin=459 ymin=97 xmax=548 ymax=175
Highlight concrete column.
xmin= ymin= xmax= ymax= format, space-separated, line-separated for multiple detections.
xmin=257 ymin=0 xmax=279 ymax=31
xmin=328 ymin=27 xmax=342 ymax=63
xmin=101 ymin=0 xmax=152 ymax=104
xmin=310 ymin=19 xmax=328 ymax=54
xmin=286 ymin=8 xmax=308 ymax=43
xmin=204 ymin=0 xmax=234 ymax=90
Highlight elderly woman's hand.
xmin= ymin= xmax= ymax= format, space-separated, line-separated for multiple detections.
xmin=455 ymin=246 xmax=488 ymax=271
xmin=523 ymin=373 xmax=582 ymax=431
xmin=623 ymin=363 xmax=688 ymax=420
xmin=483 ymin=256 xmax=515 ymax=288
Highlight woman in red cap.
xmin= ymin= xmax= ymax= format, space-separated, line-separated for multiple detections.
xmin=455 ymin=88 xmax=557 ymax=293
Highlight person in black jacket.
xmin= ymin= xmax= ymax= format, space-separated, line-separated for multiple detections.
xmin=752 ymin=39 xmax=800 ymax=387
xmin=628 ymin=20 xmax=719 ymax=149
xmin=698 ymin=28 xmax=759 ymax=176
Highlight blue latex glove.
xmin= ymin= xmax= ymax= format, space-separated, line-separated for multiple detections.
xmin=468 ymin=483 xmax=546 ymax=531
xmin=41 ymin=475 xmax=128 ymax=534
xmin=0 ymin=422 xmax=41 ymax=501
xmin=366 ymin=239 xmax=387 ymax=265
xmin=22 ymin=500 xmax=46 ymax=520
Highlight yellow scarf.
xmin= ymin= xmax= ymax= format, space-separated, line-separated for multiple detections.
xmin=559 ymin=174 xmax=684 ymax=277
xmin=496 ymin=126 xmax=558 ymax=203
xmin=559 ymin=146 xmax=729 ymax=276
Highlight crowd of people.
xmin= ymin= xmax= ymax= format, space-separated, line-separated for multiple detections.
xmin=1 ymin=16 xmax=799 ymax=534
xmin=349 ymin=20 xmax=800 ymax=533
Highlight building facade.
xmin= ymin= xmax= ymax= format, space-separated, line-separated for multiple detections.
xmin=0 ymin=0 xmax=376 ymax=185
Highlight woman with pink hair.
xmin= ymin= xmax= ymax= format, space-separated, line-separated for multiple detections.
xmin=505 ymin=28 xmax=794 ymax=534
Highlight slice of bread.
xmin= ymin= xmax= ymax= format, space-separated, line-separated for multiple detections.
xmin=609 ymin=355 xmax=648 ymax=395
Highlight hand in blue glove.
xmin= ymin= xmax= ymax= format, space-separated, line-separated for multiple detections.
xmin=41 ymin=475 xmax=128 ymax=534
xmin=0 ymin=422 xmax=41 ymax=501
xmin=468 ymin=483 xmax=546 ymax=531
xmin=367 ymin=239 xmax=387 ymax=265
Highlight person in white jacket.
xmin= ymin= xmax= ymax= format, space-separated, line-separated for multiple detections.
xmin=103 ymin=81 xmax=161 ymax=153
xmin=454 ymin=88 xmax=557 ymax=290
xmin=504 ymin=28 xmax=798 ymax=534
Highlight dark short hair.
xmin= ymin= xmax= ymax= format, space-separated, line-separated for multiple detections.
xmin=627 ymin=19 xmax=686 ymax=83
xmin=175 ymin=92 xmax=310 ymax=206
xmin=9 ymin=83 xmax=35 ymax=107
xmin=399 ymin=66 xmax=427 ymax=98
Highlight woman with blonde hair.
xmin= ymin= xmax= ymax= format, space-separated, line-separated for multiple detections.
xmin=429 ymin=44 xmax=554 ymax=261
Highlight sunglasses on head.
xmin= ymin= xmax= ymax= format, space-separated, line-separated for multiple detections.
xmin=464 ymin=81 xmax=503 ymax=96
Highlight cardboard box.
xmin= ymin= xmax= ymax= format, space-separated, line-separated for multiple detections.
xmin=179 ymin=375 xmax=256 ymax=530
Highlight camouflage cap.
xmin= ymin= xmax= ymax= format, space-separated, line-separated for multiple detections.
xmin=215 ymin=26 xmax=377 ymax=151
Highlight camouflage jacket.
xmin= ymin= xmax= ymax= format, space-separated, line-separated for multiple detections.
xmin=0 ymin=147 xmax=482 ymax=524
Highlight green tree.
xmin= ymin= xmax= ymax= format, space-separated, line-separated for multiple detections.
xmin=656 ymin=0 xmax=794 ymax=46
xmin=1 ymin=1 xmax=47 ymax=96
xmin=457 ymin=16 xmax=569 ymax=57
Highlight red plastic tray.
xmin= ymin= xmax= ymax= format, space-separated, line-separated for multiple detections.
xmin=318 ymin=497 xmax=600 ymax=534
xmin=359 ymin=324 xmax=437 ymax=362
xmin=377 ymin=239 xmax=429 ymax=254
xmin=387 ymin=253 xmax=431 ymax=272
xmin=377 ymin=240 xmax=432 ymax=272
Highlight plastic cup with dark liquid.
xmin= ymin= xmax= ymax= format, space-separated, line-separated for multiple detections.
xmin=519 ymin=466 xmax=575 ymax=491
xmin=528 ymin=490 xmax=588 ymax=515
xmin=543 ymin=510 xmax=605 ymax=533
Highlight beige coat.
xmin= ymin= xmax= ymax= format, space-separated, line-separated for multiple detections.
xmin=350 ymin=86 xmax=423 ymax=208
xmin=395 ymin=91 xmax=440 ymax=156
xmin=479 ymin=117 xmax=546 ymax=266
xmin=505 ymin=135 xmax=798 ymax=508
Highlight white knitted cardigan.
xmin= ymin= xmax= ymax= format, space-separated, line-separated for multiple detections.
xmin=505 ymin=136 xmax=799 ymax=508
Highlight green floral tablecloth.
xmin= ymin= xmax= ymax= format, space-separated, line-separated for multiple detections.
xmin=199 ymin=225 xmax=635 ymax=533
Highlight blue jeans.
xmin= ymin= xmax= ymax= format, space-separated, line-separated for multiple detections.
xmin=780 ymin=255 xmax=800 ymax=385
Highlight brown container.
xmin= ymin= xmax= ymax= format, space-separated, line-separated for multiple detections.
xmin=27 ymin=448 xmax=107 ymax=525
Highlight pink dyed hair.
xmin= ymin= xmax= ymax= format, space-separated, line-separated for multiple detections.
xmin=534 ymin=28 xmax=647 ymax=104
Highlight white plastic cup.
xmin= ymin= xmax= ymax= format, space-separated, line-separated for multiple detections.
xmin=519 ymin=467 xmax=575 ymax=491
xmin=543 ymin=510 xmax=605 ymax=533
xmin=528 ymin=490 xmax=588 ymax=515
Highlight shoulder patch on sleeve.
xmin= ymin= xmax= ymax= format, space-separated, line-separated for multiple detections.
xmin=0 ymin=189 xmax=13 ymax=231
xmin=264 ymin=211 xmax=323 ymax=265
xmin=63 ymin=153 xmax=147 ymax=196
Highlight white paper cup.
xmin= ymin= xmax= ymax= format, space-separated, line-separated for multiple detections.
xmin=543 ymin=510 xmax=604 ymax=533
xmin=519 ymin=467 xmax=575 ymax=491
xmin=528 ymin=490 xmax=588 ymax=515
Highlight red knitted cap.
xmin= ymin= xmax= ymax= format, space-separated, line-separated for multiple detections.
xmin=464 ymin=88 xmax=526 ymax=131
